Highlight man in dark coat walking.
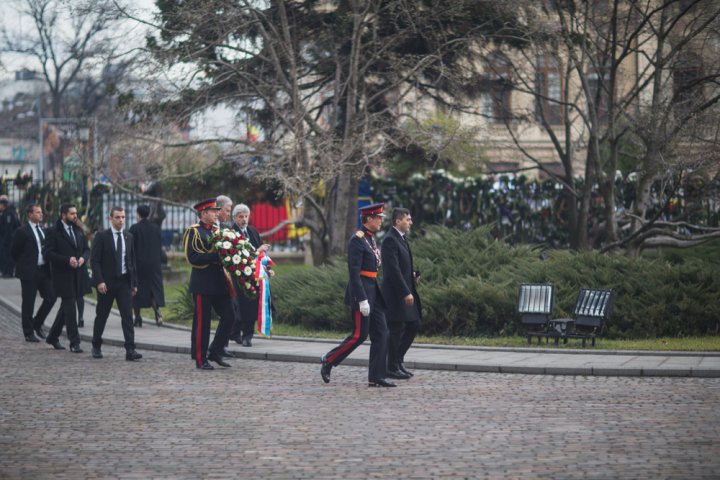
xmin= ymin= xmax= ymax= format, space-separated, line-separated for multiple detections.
xmin=90 ymin=206 xmax=142 ymax=361
xmin=381 ymin=207 xmax=421 ymax=379
xmin=43 ymin=203 xmax=89 ymax=353
xmin=130 ymin=204 xmax=165 ymax=327
xmin=0 ymin=195 xmax=21 ymax=277
xmin=320 ymin=203 xmax=394 ymax=387
xmin=229 ymin=203 xmax=271 ymax=347
xmin=10 ymin=203 xmax=56 ymax=342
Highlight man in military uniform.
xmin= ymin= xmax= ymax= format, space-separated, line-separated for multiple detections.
xmin=320 ymin=203 xmax=394 ymax=387
xmin=183 ymin=198 xmax=235 ymax=370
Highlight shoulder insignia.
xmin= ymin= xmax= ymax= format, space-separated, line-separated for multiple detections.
xmin=189 ymin=224 xmax=199 ymax=228
xmin=355 ymin=230 xmax=364 ymax=238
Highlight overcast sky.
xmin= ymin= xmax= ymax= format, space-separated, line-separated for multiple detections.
xmin=0 ymin=0 xmax=158 ymax=80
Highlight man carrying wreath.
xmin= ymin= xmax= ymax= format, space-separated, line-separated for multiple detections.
xmin=183 ymin=198 xmax=235 ymax=370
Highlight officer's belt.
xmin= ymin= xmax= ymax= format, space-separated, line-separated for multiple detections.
xmin=360 ymin=270 xmax=377 ymax=278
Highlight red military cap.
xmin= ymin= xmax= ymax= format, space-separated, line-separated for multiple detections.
xmin=359 ymin=202 xmax=385 ymax=217
xmin=193 ymin=198 xmax=221 ymax=213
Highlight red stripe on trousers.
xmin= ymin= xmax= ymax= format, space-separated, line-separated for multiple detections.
xmin=327 ymin=309 xmax=362 ymax=365
xmin=195 ymin=294 xmax=203 ymax=365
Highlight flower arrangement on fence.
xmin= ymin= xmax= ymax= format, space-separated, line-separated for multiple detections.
xmin=209 ymin=227 xmax=260 ymax=298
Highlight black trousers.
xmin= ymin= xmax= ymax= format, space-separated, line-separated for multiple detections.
xmin=387 ymin=320 xmax=419 ymax=371
xmin=230 ymin=293 xmax=258 ymax=342
xmin=190 ymin=293 xmax=234 ymax=365
xmin=92 ymin=275 xmax=135 ymax=351
xmin=323 ymin=307 xmax=389 ymax=382
xmin=47 ymin=295 xmax=81 ymax=347
xmin=20 ymin=267 xmax=56 ymax=336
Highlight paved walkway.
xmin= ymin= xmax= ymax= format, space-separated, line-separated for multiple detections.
xmin=2 ymin=277 xmax=718 ymax=377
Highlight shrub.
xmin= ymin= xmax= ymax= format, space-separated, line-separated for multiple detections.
xmin=271 ymin=226 xmax=720 ymax=339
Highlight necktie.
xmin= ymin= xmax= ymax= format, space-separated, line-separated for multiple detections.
xmin=115 ymin=231 xmax=123 ymax=276
xmin=35 ymin=226 xmax=44 ymax=266
xmin=68 ymin=226 xmax=76 ymax=246
xmin=242 ymin=229 xmax=248 ymax=238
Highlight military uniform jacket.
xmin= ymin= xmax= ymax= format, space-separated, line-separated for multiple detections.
xmin=183 ymin=222 xmax=229 ymax=295
xmin=344 ymin=228 xmax=385 ymax=310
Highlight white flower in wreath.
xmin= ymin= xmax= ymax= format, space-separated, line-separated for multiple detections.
xmin=226 ymin=231 xmax=236 ymax=240
xmin=245 ymin=283 xmax=252 ymax=289
xmin=242 ymin=249 xmax=250 ymax=257
xmin=243 ymin=266 xmax=252 ymax=275
xmin=234 ymin=270 xmax=242 ymax=276
xmin=222 ymin=241 xmax=232 ymax=249
xmin=215 ymin=242 xmax=223 ymax=249
xmin=224 ymin=256 xmax=231 ymax=263
xmin=232 ymin=254 xmax=241 ymax=264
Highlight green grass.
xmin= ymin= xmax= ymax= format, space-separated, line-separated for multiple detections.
xmin=158 ymin=254 xmax=720 ymax=351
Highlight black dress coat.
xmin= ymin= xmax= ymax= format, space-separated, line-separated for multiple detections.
xmin=10 ymin=223 xmax=50 ymax=281
xmin=43 ymin=220 xmax=90 ymax=298
xmin=129 ymin=219 xmax=165 ymax=307
xmin=90 ymin=229 xmax=138 ymax=290
xmin=380 ymin=227 xmax=421 ymax=323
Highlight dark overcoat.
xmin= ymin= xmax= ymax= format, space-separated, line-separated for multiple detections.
xmin=10 ymin=223 xmax=50 ymax=281
xmin=129 ymin=219 xmax=165 ymax=307
xmin=43 ymin=219 xmax=90 ymax=298
xmin=380 ymin=227 xmax=421 ymax=323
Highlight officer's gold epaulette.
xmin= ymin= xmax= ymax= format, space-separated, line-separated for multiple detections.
xmin=355 ymin=230 xmax=364 ymax=238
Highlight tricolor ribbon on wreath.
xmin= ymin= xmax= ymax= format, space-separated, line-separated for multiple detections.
xmin=255 ymin=251 xmax=274 ymax=337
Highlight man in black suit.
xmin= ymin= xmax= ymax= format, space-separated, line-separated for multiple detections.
xmin=183 ymin=198 xmax=235 ymax=370
xmin=10 ymin=203 xmax=57 ymax=343
xmin=320 ymin=203 xmax=394 ymax=387
xmin=44 ymin=203 xmax=88 ymax=353
xmin=229 ymin=203 xmax=271 ymax=347
xmin=90 ymin=206 xmax=142 ymax=361
xmin=381 ymin=207 xmax=421 ymax=380
xmin=130 ymin=204 xmax=165 ymax=328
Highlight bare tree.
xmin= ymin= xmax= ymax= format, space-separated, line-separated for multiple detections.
xmin=1 ymin=0 xmax=130 ymax=118
xmin=138 ymin=0 xmax=524 ymax=264
xmin=501 ymin=0 xmax=720 ymax=252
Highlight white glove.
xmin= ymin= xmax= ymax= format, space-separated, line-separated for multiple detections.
xmin=359 ymin=300 xmax=370 ymax=317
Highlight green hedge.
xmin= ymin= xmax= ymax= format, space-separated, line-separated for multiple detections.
xmin=271 ymin=226 xmax=720 ymax=338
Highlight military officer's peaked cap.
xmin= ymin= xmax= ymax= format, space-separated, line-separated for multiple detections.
xmin=193 ymin=198 xmax=222 ymax=213
xmin=359 ymin=202 xmax=385 ymax=217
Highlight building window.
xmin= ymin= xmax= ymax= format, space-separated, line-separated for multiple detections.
xmin=587 ymin=69 xmax=610 ymax=122
xmin=674 ymin=53 xmax=704 ymax=119
xmin=535 ymin=54 xmax=563 ymax=125
xmin=483 ymin=51 xmax=513 ymax=123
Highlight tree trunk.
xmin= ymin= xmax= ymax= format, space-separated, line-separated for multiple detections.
xmin=328 ymin=170 xmax=357 ymax=258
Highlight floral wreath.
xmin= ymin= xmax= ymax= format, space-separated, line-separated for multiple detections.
xmin=209 ymin=227 xmax=260 ymax=298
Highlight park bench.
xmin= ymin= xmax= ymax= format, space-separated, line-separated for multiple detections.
xmin=517 ymin=284 xmax=615 ymax=347
xmin=562 ymin=288 xmax=615 ymax=347
xmin=517 ymin=283 xmax=560 ymax=345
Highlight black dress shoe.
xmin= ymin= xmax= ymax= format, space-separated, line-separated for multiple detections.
xmin=91 ymin=347 xmax=103 ymax=359
xmin=24 ymin=334 xmax=40 ymax=343
xmin=208 ymin=353 xmax=231 ymax=367
xmin=154 ymin=310 xmax=163 ymax=327
xmin=386 ymin=369 xmax=411 ymax=380
xmin=232 ymin=336 xmax=243 ymax=344
xmin=134 ymin=317 xmax=143 ymax=327
xmin=70 ymin=344 xmax=83 ymax=353
xmin=368 ymin=379 xmax=397 ymax=388
xmin=33 ymin=328 xmax=46 ymax=339
xmin=126 ymin=350 xmax=142 ymax=361
xmin=320 ymin=360 xmax=332 ymax=384
xmin=399 ymin=363 xmax=414 ymax=377
xmin=242 ymin=338 xmax=252 ymax=347
xmin=222 ymin=349 xmax=237 ymax=358
xmin=196 ymin=360 xmax=214 ymax=370
xmin=46 ymin=339 xmax=65 ymax=350
xmin=78 ymin=320 xmax=84 ymax=328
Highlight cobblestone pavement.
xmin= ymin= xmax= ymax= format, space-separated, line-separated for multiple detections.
xmin=1 ymin=304 xmax=718 ymax=479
